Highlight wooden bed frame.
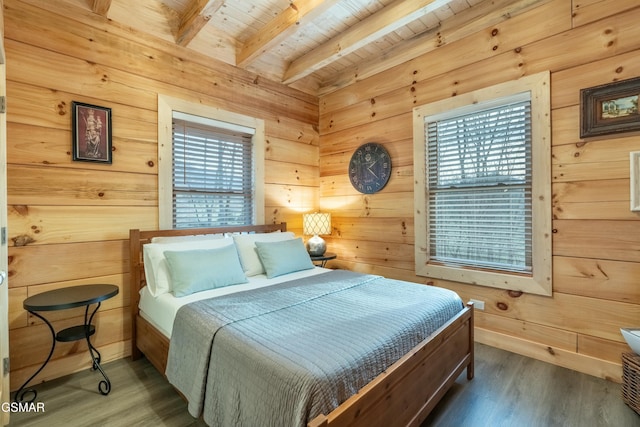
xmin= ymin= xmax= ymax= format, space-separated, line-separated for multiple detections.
xmin=130 ymin=224 xmax=474 ymax=427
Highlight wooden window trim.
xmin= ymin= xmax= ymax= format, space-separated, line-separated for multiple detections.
xmin=412 ymin=71 xmax=552 ymax=296
xmin=157 ymin=94 xmax=265 ymax=229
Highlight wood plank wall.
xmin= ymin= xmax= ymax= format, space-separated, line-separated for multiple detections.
xmin=319 ymin=0 xmax=640 ymax=382
xmin=5 ymin=0 xmax=640 ymax=391
xmin=4 ymin=0 xmax=319 ymax=389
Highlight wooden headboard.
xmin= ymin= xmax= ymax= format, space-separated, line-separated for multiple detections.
xmin=129 ymin=223 xmax=287 ymax=360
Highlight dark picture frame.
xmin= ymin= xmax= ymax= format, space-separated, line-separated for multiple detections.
xmin=580 ymin=77 xmax=640 ymax=138
xmin=72 ymin=101 xmax=112 ymax=163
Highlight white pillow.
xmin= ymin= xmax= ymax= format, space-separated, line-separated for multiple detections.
xmin=151 ymin=233 xmax=225 ymax=243
xmin=232 ymin=232 xmax=295 ymax=276
xmin=143 ymin=236 xmax=234 ymax=296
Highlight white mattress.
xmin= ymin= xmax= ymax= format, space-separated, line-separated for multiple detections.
xmin=139 ymin=267 xmax=331 ymax=338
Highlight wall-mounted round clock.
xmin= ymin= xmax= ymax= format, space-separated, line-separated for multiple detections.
xmin=348 ymin=142 xmax=392 ymax=194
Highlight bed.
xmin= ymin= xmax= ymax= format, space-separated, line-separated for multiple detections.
xmin=129 ymin=223 xmax=474 ymax=427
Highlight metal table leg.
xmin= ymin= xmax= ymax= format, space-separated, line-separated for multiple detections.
xmin=13 ymin=311 xmax=56 ymax=403
xmin=84 ymin=302 xmax=111 ymax=395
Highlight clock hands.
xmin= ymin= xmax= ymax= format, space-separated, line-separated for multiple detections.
xmin=366 ymin=160 xmax=378 ymax=179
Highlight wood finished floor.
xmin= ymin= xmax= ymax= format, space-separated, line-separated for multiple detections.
xmin=8 ymin=343 xmax=640 ymax=427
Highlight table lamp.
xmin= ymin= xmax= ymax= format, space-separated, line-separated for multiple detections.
xmin=303 ymin=212 xmax=331 ymax=256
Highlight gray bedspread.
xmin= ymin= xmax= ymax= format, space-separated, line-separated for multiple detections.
xmin=166 ymin=269 xmax=463 ymax=427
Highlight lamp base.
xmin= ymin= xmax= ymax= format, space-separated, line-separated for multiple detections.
xmin=306 ymin=235 xmax=326 ymax=256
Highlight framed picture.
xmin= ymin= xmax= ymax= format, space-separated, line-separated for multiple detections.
xmin=580 ymin=77 xmax=640 ymax=138
xmin=72 ymin=101 xmax=112 ymax=163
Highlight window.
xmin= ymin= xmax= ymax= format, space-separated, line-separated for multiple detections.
xmin=413 ymin=72 xmax=551 ymax=296
xmin=158 ymin=95 xmax=265 ymax=229
xmin=172 ymin=115 xmax=254 ymax=228
xmin=427 ymin=96 xmax=532 ymax=273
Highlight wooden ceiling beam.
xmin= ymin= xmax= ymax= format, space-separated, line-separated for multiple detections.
xmin=282 ymin=0 xmax=453 ymax=85
xmin=317 ymin=0 xmax=547 ymax=96
xmin=176 ymin=0 xmax=225 ymax=47
xmin=91 ymin=0 xmax=112 ymax=16
xmin=237 ymin=0 xmax=341 ymax=68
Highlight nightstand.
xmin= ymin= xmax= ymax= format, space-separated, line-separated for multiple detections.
xmin=310 ymin=252 xmax=337 ymax=268
xmin=15 ymin=284 xmax=119 ymax=403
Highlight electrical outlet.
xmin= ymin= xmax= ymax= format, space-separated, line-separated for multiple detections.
xmin=469 ymin=299 xmax=485 ymax=310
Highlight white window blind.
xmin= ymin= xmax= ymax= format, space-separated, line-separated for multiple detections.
xmin=426 ymin=99 xmax=532 ymax=273
xmin=172 ymin=118 xmax=254 ymax=228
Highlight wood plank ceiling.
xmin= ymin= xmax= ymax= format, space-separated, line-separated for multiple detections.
xmin=83 ymin=0 xmax=546 ymax=96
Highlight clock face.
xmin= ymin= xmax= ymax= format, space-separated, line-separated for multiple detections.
xmin=348 ymin=142 xmax=392 ymax=194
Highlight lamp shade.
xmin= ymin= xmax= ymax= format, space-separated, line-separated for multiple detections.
xmin=303 ymin=213 xmax=331 ymax=236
